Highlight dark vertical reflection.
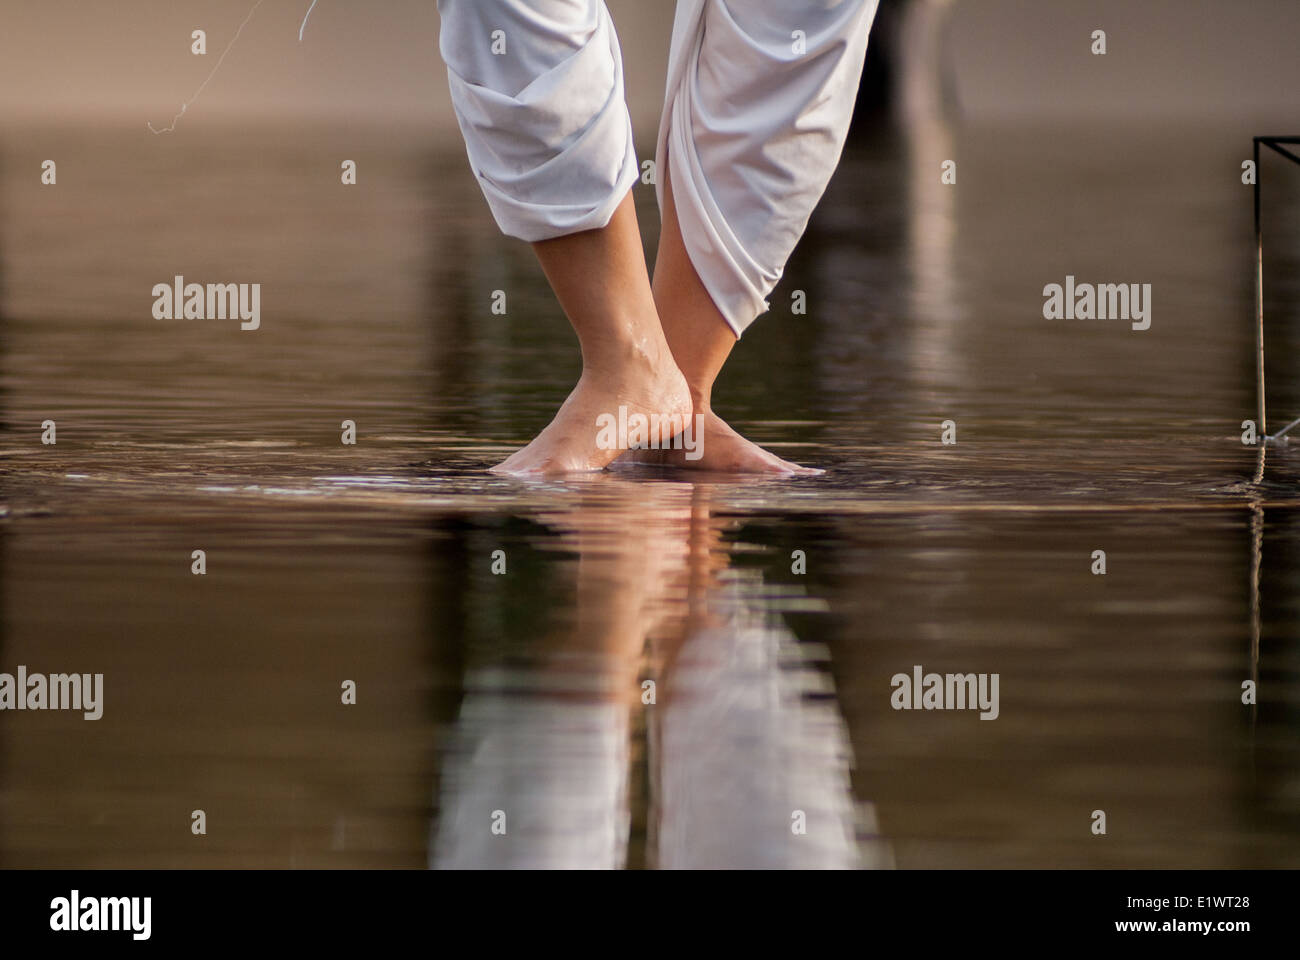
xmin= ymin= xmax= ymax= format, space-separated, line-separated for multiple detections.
xmin=422 ymin=146 xmax=581 ymax=450
xmin=1249 ymin=145 xmax=1300 ymax=841
xmin=1248 ymin=504 xmax=1300 ymax=847
xmin=0 ymin=136 xmax=8 ymax=869
xmin=850 ymin=0 xmax=962 ymax=135
xmin=1257 ymin=143 xmax=1300 ymax=433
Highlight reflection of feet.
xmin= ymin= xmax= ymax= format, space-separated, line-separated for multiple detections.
xmin=618 ymin=410 xmax=822 ymax=476
xmin=491 ymin=344 xmax=691 ymax=477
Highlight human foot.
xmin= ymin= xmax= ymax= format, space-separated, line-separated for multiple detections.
xmin=490 ymin=343 xmax=691 ymax=477
xmin=616 ymin=409 xmax=822 ymax=476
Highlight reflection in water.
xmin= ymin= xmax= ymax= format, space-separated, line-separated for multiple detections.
xmin=899 ymin=0 xmax=963 ymax=392
xmin=434 ymin=675 xmax=631 ymax=869
xmin=433 ymin=478 xmax=888 ymax=869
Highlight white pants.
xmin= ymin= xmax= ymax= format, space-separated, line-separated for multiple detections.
xmin=437 ymin=0 xmax=878 ymax=336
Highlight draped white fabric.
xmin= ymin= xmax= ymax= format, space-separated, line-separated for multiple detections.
xmin=437 ymin=0 xmax=639 ymax=242
xmin=656 ymin=0 xmax=877 ymax=334
xmin=439 ymin=0 xmax=877 ymax=335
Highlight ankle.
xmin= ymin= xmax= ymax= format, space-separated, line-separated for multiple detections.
xmin=685 ymin=383 xmax=713 ymax=417
xmin=580 ymin=320 xmax=670 ymax=377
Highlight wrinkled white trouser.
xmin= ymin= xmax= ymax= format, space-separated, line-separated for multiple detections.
xmin=437 ymin=0 xmax=877 ymax=336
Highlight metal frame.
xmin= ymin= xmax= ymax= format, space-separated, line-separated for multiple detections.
xmin=1255 ymin=136 xmax=1300 ymax=447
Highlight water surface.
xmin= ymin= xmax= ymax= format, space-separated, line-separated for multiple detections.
xmin=2 ymin=119 xmax=1299 ymax=867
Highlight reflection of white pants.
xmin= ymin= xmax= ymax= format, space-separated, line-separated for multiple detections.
xmin=432 ymin=670 xmax=631 ymax=870
xmin=431 ymin=600 xmax=885 ymax=869
xmin=437 ymin=0 xmax=878 ymax=335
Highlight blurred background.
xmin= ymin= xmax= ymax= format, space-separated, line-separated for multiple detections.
xmin=2 ymin=0 xmax=1300 ymax=868
xmin=2 ymin=0 xmax=1299 ymax=125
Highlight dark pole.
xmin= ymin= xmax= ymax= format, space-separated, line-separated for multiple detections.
xmin=1254 ymin=137 xmax=1266 ymax=483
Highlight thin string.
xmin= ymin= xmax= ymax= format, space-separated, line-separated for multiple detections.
xmin=149 ymin=0 xmax=314 ymax=134
xmin=299 ymin=0 xmax=319 ymax=43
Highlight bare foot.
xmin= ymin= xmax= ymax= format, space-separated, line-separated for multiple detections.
xmin=490 ymin=342 xmax=691 ymax=477
xmin=616 ymin=409 xmax=823 ymax=476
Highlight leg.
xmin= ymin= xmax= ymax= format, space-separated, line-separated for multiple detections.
xmin=628 ymin=0 xmax=879 ymax=473
xmin=438 ymin=0 xmax=688 ymax=475
xmin=635 ymin=161 xmax=822 ymax=473
xmin=494 ymin=192 xmax=689 ymax=475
